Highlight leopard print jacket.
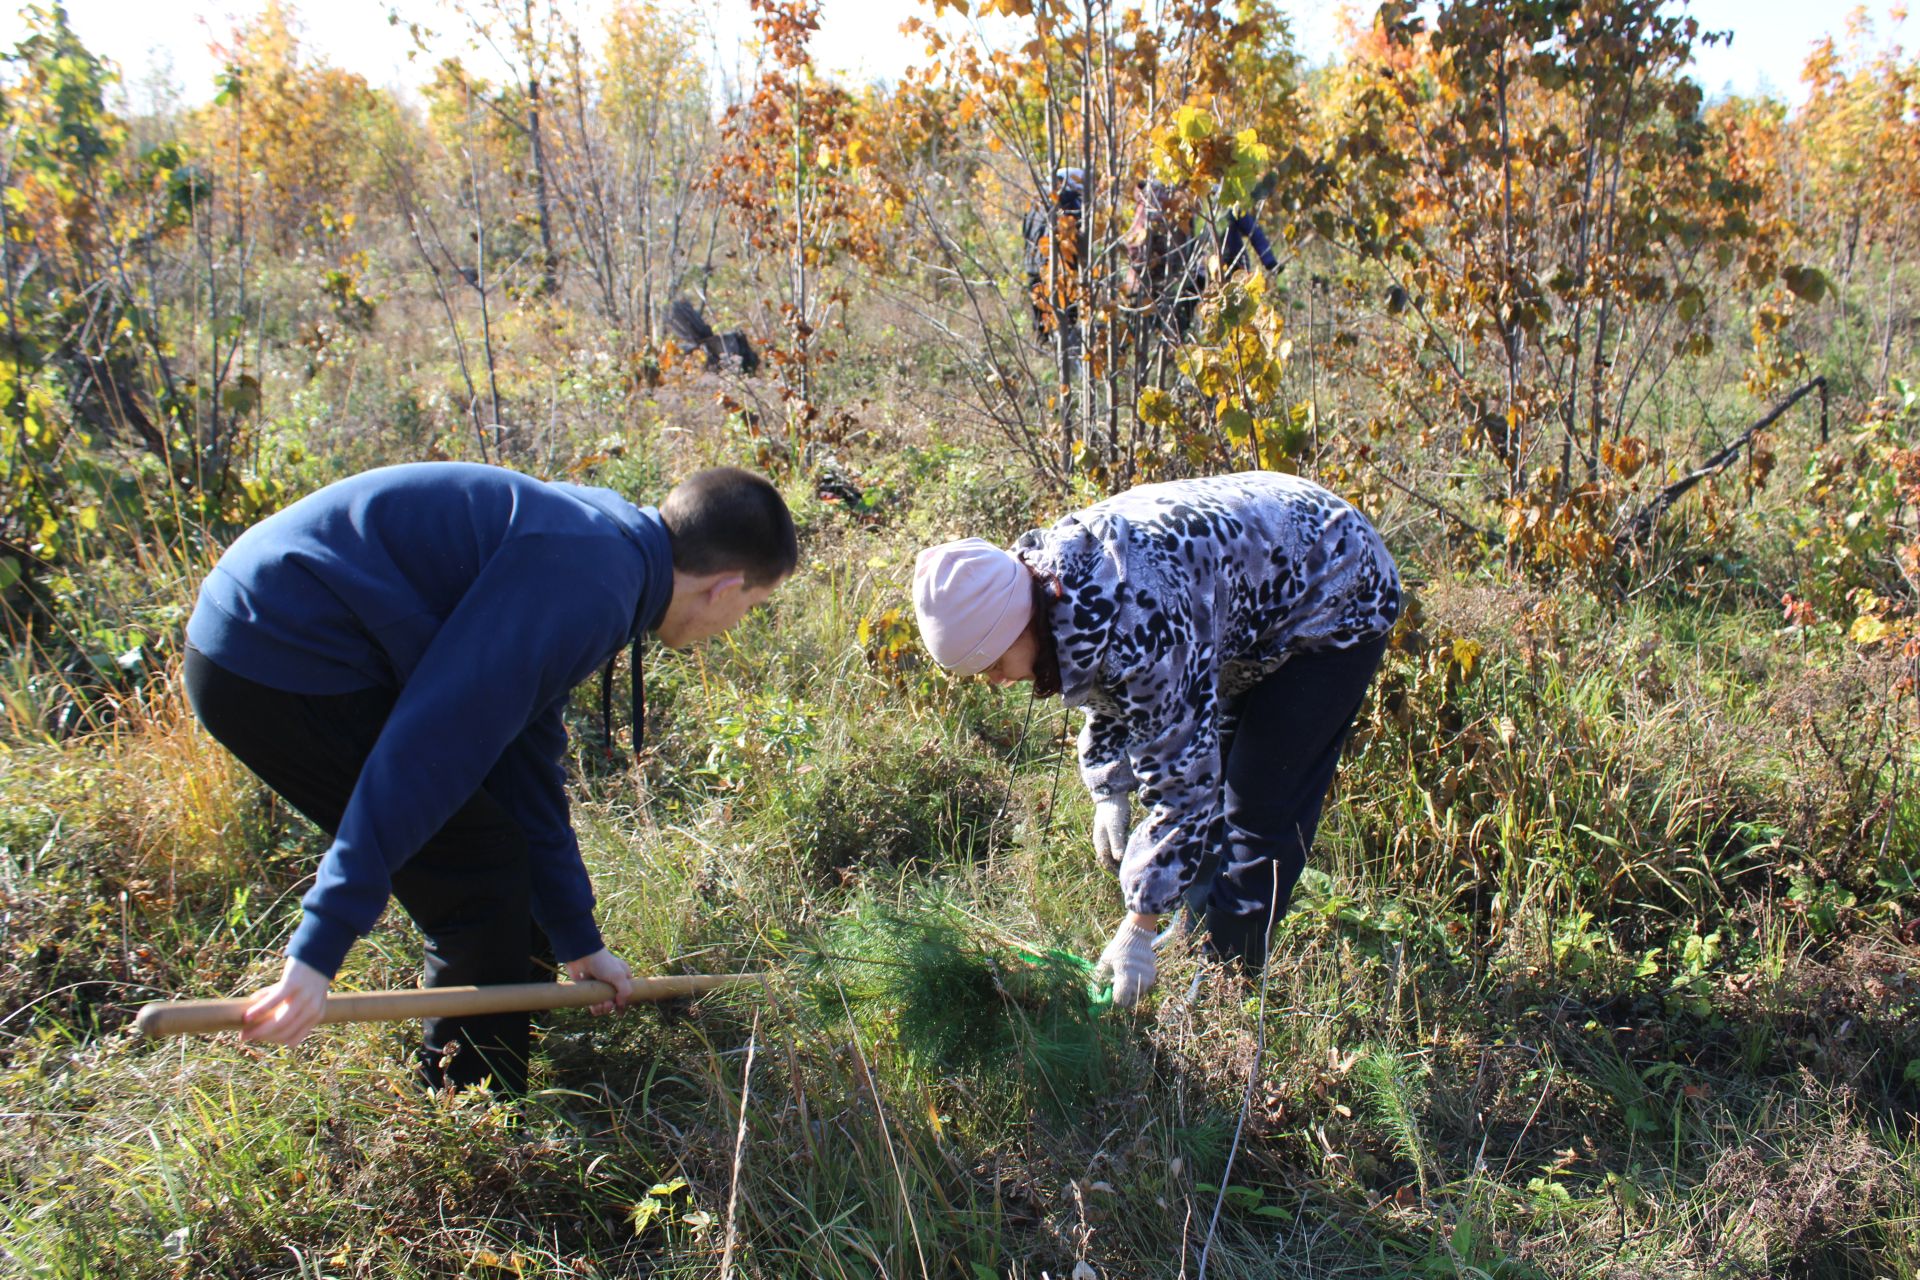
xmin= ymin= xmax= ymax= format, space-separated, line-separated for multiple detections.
xmin=1012 ymin=471 xmax=1401 ymax=916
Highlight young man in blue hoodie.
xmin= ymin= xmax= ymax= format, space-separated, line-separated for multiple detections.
xmin=182 ymin=462 xmax=796 ymax=1091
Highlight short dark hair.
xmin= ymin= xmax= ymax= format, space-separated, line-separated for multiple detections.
xmin=660 ymin=467 xmax=798 ymax=587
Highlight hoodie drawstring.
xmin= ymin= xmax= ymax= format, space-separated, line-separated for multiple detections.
xmin=600 ymin=636 xmax=645 ymax=760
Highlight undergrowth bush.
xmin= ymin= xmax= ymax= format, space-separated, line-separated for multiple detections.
xmin=783 ymin=725 xmax=1012 ymax=880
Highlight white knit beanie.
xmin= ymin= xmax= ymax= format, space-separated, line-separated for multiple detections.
xmin=912 ymin=538 xmax=1033 ymax=675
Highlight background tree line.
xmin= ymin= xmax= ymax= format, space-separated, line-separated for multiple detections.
xmin=2 ymin=0 xmax=1915 ymax=659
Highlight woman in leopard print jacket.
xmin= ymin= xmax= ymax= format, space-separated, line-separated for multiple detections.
xmin=914 ymin=471 xmax=1400 ymax=1006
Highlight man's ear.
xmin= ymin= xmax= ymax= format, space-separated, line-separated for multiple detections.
xmin=707 ymin=572 xmax=747 ymax=603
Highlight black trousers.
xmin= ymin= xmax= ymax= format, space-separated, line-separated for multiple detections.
xmin=1196 ymin=636 xmax=1388 ymax=970
xmin=183 ymin=645 xmax=553 ymax=1092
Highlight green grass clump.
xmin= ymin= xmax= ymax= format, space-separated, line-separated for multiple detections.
xmin=785 ymin=731 xmax=1012 ymax=879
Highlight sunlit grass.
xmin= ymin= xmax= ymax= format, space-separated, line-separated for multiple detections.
xmin=1 ymin=459 xmax=1916 ymax=1278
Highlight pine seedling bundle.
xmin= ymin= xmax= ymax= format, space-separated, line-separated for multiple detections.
xmin=805 ymin=900 xmax=1114 ymax=1111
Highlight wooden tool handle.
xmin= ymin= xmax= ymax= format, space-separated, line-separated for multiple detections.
xmin=134 ymin=973 xmax=759 ymax=1038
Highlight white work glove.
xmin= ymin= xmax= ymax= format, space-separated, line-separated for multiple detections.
xmin=1094 ymin=914 xmax=1158 ymax=1009
xmin=1091 ymin=794 xmax=1130 ymax=876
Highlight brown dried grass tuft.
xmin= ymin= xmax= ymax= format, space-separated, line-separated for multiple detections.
xmin=87 ymin=665 xmax=264 ymax=898
xmin=1694 ymin=1073 xmax=1898 ymax=1266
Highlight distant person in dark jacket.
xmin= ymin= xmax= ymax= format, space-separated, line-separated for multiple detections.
xmin=1121 ymin=179 xmax=1281 ymax=342
xmin=184 ymin=463 xmax=796 ymax=1091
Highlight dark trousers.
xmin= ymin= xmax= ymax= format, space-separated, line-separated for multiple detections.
xmin=183 ymin=646 xmax=553 ymax=1092
xmin=1197 ymin=636 xmax=1387 ymax=970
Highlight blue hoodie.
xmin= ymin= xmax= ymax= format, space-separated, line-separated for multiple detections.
xmin=186 ymin=462 xmax=673 ymax=978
